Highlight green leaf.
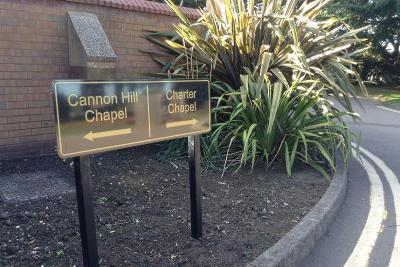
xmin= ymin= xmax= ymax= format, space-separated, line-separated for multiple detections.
xmin=267 ymin=82 xmax=282 ymax=136
xmin=270 ymin=68 xmax=289 ymax=89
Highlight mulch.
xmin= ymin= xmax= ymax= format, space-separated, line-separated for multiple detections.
xmin=0 ymin=144 xmax=328 ymax=267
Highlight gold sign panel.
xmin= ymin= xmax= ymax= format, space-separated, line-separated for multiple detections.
xmin=52 ymin=80 xmax=211 ymax=158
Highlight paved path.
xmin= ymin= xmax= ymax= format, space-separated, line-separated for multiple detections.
xmin=300 ymin=98 xmax=400 ymax=267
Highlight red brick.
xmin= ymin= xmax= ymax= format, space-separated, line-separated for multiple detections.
xmin=0 ymin=87 xmax=28 ymax=95
xmin=40 ymin=133 xmax=55 ymax=141
xmin=40 ymin=107 xmax=53 ymax=114
xmin=17 ymin=80 xmax=49 ymax=87
xmin=20 ymin=121 xmax=41 ymax=129
xmin=0 ymin=80 xmax=17 ymax=88
xmin=0 ymin=48 xmax=13 ymax=56
xmin=41 ymin=121 xmax=54 ymax=127
xmin=0 ymin=137 xmax=20 ymax=146
xmin=27 ymin=72 xmax=57 ymax=80
xmin=27 ymin=87 xmax=50 ymax=94
xmin=6 ymin=101 xmax=28 ymax=109
xmin=7 ymin=116 xmax=29 ymax=123
xmin=19 ymin=135 xmax=42 ymax=143
xmin=1 ymin=56 xmax=26 ymax=64
xmin=17 ymin=108 xmax=41 ymax=115
xmin=0 ymin=131 xmax=8 ymax=139
xmin=3 ymin=72 xmax=27 ymax=79
xmin=30 ymin=114 xmax=52 ymax=122
xmin=11 ymin=129 xmax=32 ymax=137
xmin=25 ymin=57 xmax=52 ymax=65
xmin=0 ymin=110 xmax=19 ymax=118
xmin=0 ymin=64 xmax=16 ymax=71
xmin=28 ymin=101 xmax=49 ymax=108
xmin=32 ymin=127 xmax=54 ymax=135
xmin=16 ymin=65 xmax=55 ymax=72
xmin=59 ymin=65 xmax=69 ymax=72
xmin=17 ymin=94 xmax=48 ymax=101
xmin=0 ymin=95 xmax=16 ymax=101
xmin=1 ymin=41 xmax=51 ymax=50
xmin=0 ymin=123 xmax=20 ymax=131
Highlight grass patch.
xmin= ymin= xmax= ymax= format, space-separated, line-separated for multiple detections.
xmin=365 ymin=87 xmax=400 ymax=110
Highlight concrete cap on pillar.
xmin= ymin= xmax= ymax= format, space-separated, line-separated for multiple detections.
xmin=68 ymin=11 xmax=117 ymax=67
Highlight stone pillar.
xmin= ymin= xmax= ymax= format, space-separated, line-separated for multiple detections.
xmin=67 ymin=11 xmax=117 ymax=80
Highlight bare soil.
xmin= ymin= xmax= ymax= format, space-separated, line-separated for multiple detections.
xmin=0 ymin=144 xmax=328 ymax=267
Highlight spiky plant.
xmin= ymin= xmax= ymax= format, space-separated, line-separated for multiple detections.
xmin=144 ymin=0 xmax=367 ymax=177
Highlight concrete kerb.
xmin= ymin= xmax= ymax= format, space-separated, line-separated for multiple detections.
xmin=248 ymin=158 xmax=348 ymax=267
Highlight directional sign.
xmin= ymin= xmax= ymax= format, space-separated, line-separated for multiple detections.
xmin=52 ymin=80 xmax=210 ymax=158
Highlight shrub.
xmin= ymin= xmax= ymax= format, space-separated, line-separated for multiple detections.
xmin=211 ymin=73 xmax=355 ymax=179
xmin=145 ymin=0 xmax=366 ymax=178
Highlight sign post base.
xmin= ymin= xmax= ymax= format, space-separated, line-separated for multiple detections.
xmin=73 ymin=156 xmax=99 ymax=267
xmin=188 ymin=135 xmax=203 ymax=239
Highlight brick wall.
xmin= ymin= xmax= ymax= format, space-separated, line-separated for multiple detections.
xmin=0 ymin=0 xmax=198 ymax=159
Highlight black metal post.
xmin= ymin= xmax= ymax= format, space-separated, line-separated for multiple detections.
xmin=188 ymin=135 xmax=203 ymax=238
xmin=73 ymin=156 xmax=99 ymax=267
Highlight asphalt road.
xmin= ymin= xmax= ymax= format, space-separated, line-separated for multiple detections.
xmin=300 ymin=98 xmax=400 ymax=267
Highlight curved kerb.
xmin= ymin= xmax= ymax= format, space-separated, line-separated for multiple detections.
xmin=247 ymin=158 xmax=348 ymax=267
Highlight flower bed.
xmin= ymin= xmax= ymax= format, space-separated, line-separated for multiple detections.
xmin=0 ymin=145 xmax=328 ymax=266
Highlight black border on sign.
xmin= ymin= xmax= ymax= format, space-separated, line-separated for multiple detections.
xmin=53 ymin=80 xmax=211 ymax=158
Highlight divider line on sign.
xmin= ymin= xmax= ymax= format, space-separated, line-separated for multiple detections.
xmin=344 ymin=150 xmax=386 ymax=267
xmin=355 ymin=145 xmax=400 ymax=267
